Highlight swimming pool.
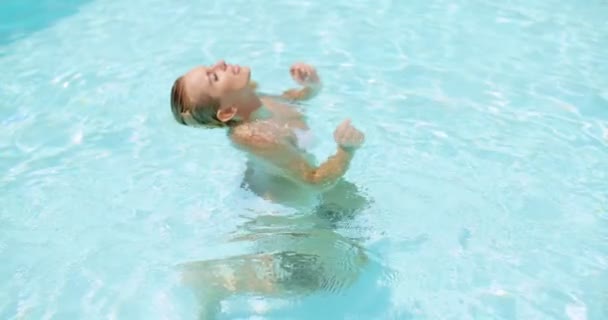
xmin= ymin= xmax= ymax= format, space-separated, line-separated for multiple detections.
xmin=1 ymin=0 xmax=607 ymax=318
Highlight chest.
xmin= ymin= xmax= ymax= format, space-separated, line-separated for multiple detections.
xmin=260 ymin=97 xmax=307 ymax=129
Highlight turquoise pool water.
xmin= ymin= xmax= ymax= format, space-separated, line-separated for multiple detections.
xmin=2 ymin=0 xmax=608 ymax=319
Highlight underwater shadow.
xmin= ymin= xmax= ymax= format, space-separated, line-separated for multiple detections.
xmin=176 ymin=167 xmax=390 ymax=319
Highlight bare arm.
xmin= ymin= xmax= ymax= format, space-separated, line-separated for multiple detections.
xmin=230 ymin=120 xmax=364 ymax=190
xmin=287 ymin=146 xmax=355 ymax=187
xmin=281 ymin=85 xmax=321 ymax=101
xmin=281 ymin=62 xmax=322 ymax=101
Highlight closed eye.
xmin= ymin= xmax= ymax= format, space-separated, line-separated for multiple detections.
xmin=207 ymin=72 xmax=219 ymax=84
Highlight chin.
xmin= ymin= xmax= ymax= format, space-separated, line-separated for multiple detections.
xmin=243 ymin=67 xmax=252 ymax=81
xmin=240 ymin=69 xmax=253 ymax=89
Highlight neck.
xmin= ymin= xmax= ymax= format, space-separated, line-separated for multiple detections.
xmin=235 ymin=91 xmax=263 ymax=122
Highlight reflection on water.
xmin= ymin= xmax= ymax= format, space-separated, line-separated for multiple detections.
xmin=177 ymin=178 xmax=376 ymax=319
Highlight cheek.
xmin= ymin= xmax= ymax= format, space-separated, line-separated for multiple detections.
xmin=220 ymin=75 xmax=241 ymax=91
xmin=215 ymin=75 xmax=230 ymax=91
xmin=209 ymin=79 xmax=230 ymax=97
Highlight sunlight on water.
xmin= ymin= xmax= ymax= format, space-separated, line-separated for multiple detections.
xmin=1 ymin=0 xmax=607 ymax=319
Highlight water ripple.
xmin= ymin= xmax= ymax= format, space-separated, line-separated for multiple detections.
xmin=1 ymin=0 xmax=608 ymax=318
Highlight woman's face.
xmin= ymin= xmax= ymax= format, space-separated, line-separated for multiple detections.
xmin=181 ymin=60 xmax=251 ymax=105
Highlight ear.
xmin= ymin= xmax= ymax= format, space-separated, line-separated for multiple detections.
xmin=216 ymin=106 xmax=237 ymax=123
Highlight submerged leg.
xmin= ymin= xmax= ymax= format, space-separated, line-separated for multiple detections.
xmin=178 ymin=224 xmax=369 ymax=318
xmin=178 ymin=253 xmax=279 ymax=319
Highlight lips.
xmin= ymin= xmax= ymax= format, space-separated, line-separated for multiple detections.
xmin=232 ymin=65 xmax=240 ymax=75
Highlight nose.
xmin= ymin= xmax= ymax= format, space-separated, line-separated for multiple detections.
xmin=213 ymin=60 xmax=227 ymax=71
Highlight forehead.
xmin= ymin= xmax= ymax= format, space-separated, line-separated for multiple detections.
xmin=183 ymin=66 xmax=210 ymax=85
xmin=184 ymin=66 xmax=208 ymax=78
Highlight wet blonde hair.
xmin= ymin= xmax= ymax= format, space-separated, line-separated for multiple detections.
xmin=170 ymin=77 xmax=258 ymax=128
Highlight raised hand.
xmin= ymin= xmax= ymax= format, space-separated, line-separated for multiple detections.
xmin=289 ymin=62 xmax=320 ymax=87
xmin=333 ymin=119 xmax=365 ymax=150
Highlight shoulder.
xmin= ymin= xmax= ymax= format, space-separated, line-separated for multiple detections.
xmin=228 ymin=123 xmax=278 ymax=152
xmin=259 ymin=94 xmax=302 ymax=108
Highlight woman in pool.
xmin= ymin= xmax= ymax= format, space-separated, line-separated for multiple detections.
xmin=171 ymin=61 xmax=373 ymax=319
xmin=170 ymin=60 xmax=365 ymax=207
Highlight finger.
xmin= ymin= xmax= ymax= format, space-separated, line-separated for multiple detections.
xmin=345 ymin=126 xmax=357 ymax=142
xmin=338 ymin=125 xmax=351 ymax=143
xmin=336 ymin=125 xmax=348 ymax=139
xmin=338 ymin=121 xmax=350 ymax=137
xmin=335 ymin=120 xmax=349 ymax=139
xmin=334 ymin=123 xmax=345 ymax=140
xmin=355 ymin=132 xmax=364 ymax=144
